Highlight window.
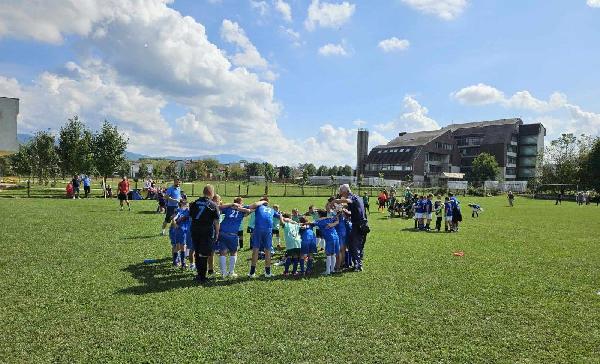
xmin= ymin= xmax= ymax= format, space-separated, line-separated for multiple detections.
xmin=435 ymin=142 xmax=454 ymax=150
xmin=519 ymin=135 xmax=538 ymax=145
xmin=506 ymin=167 xmax=517 ymax=176
xmin=507 ymin=157 xmax=517 ymax=165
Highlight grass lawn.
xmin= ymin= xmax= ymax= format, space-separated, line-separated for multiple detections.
xmin=1 ymin=196 xmax=599 ymax=363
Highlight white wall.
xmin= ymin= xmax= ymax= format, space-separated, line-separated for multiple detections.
xmin=0 ymin=98 xmax=18 ymax=155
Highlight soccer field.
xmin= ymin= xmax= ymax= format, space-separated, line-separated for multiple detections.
xmin=1 ymin=196 xmax=599 ymax=363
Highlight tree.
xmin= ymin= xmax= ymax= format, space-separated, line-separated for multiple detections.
xmin=92 ymin=121 xmax=128 ymax=194
xmin=279 ymin=165 xmax=293 ymax=180
xmin=137 ymin=162 xmax=149 ymax=180
xmin=245 ymin=162 xmax=265 ymax=179
xmin=328 ymin=166 xmax=339 ymax=176
xmin=471 ymin=152 xmax=500 ymax=182
xmin=203 ymin=158 xmax=220 ymax=177
xmin=164 ymin=162 xmax=178 ymax=179
xmin=303 ymin=163 xmax=317 ymax=176
xmin=29 ymin=131 xmax=60 ymax=184
xmin=9 ymin=144 xmax=33 ymax=177
xmin=341 ymin=165 xmax=353 ymax=176
xmin=263 ymin=162 xmax=275 ymax=181
xmin=57 ymin=116 xmax=93 ymax=177
xmin=580 ymin=137 xmax=600 ymax=192
xmin=317 ymin=165 xmax=328 ymax=176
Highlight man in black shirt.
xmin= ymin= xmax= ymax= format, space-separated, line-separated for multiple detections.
xmin=334 ymin=184 xmax=369 ymax=271
xmin=189 ymin=184 xmax=220 ymax=283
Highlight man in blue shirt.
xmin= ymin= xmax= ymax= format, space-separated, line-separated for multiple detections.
xmin=249 ymin=196 xmax=279 ymax=278
xmin=161 ymin=178 xmax=182 ymax=236
xmin=334 ymin=184 xmax=369 ymax=272
xmin=83 ymin=175 xmax=91 ymax=198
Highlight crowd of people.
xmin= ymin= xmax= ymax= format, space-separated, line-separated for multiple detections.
xmin=158 ymin=179 xmax=369 ymax=284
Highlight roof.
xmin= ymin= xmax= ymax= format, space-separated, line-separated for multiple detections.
xmin=442 ymin=118 xmax=522 ymax=132
xmin=382 ymin=129 xmax=447 ymax=148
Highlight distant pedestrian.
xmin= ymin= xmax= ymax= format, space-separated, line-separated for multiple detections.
xmin=83 ymin=175 xmax=91 ymax=198
xmin=555 ymin=192 xmax=562 ymax=205
xmin=362 ymin=192 xmax=370 ymax=214
xmin=71 ymin=175 xmax=80 ymax=199
xmin=117 ymin=177 xmax=131 ymax=211
xmin=508 ymin=191 xmax=514 ymax=207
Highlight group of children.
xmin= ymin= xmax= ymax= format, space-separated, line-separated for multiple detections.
xmin=411 ymin=193 xmax=464 ymax=232
xmin=164 ymin=194 xmax=358 ymax=279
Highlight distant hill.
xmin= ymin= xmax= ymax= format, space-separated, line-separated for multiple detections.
xmin=17 ymin=134 xmax=259 ymax=164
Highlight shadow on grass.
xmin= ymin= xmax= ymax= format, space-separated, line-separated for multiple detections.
xmin=137 ymin=210 xmax=160 ymax=215
xmin=117 ymin=254 xmax=337 ymax=294
xmin=399 ymin=227 xmax=448 ymax=233
xmin=123 ymin=234 xmax=162 ymax=240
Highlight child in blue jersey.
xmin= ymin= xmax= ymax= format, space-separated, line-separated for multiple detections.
xmin=299 ymin=217 xmax=317 ymax=274
xmin=412 ymin=197 xmax=419 ymax=229
xmin=424 ymin=194 xmax=433 ymax=230
xmin=249 ymin=197 xmax=279 ymax=278
xmin=468 ymin=203 xmax=483 ymax=218
xmin=334 ymin=209 xmax=349 ymax=272
xmin=415 ymin=196 xmax=425 ymax=230
xmin=272 ymin=204 xmax=282 ymax=249
xmin=449 ymin=193 xmax=462 ymax=231
xmin=444 ymin=197 xmax=453 ymax=232
xmin=171 ymin=200 xmax=190 ymax=268
xmin=279 ymin=213 xmax=303 ymax=276
xmin=312 ymin=210 xmax=340 ymax=275
xmin=168 ymin=220 xmax=179 ymax=266
xmin=218 ymin=197 xmax=254 ymax=278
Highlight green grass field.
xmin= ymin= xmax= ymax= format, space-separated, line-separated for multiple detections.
xmin=1 ymin=196 xmax=599 ymax=363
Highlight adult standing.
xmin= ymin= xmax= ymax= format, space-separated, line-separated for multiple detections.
xmin=161 ymin=178 xmax=182 ymax=236
xmin=117 ymin=177 xmax=131 ymax=211
xmin=71 ymin=175 xmax=81 ymax=199
xmin=334 ymin=184 xmax=369 ymax=272
xmin=508 ymin=191 xmax=514 ymax=207
xmin=189 ymin=184 xmax=220 ymax=283
xmin=83 ymin=175 xmax=91 ymax=198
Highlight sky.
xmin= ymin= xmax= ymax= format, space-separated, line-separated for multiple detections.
xmin=0 ymin=0 xmax=599 ymax=166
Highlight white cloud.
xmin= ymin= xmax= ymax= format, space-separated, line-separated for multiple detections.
xmin=375 ymin=96 xmax=440 ymax=133
xmin=280 ymin=26 xmax=303 ymax=47
xmin=305 ymin=0 xmax=356 ymax=31
xmin=587 ymin=0 xmax=600 ymax=8
xmin=378 ymin=37 xmax=410 ymax=52
xmin=220 ymin=19 xmax=269 ymax=70
xmin=401 ymin=0 xmax=467 ymax=20
xmin=353 ymin=119 xmax=367 ymax=127
xmin=250 ymin=0 xmax=270 ymax=16
xmin=318 ymin=43 xmax=348 ymax=56
xmin=274 ymin=0 xmax=293 ymax=22
xmin=451 ymin=83 xmax=600 ymax=140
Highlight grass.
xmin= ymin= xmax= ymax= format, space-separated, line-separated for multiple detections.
xmin=1 ymin=196 xmax=599 ymax=363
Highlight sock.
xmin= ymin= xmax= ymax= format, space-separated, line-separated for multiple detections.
xmin=250 ymin=265 xmax=256 ymax=275
xmin=172 ymin=252 xmax=178 ymax=265
xmin=307 ymin=258 xmax=313 ymax=272
xmin=162 ymin=228 xmax=166 ymax=235
xmin=299 ymin=258 xmax=305 ymax=273
xmin=284 ymin=257 xmax=291 ymax=273
xmin=414 ymin=220 xmax=417 ymax=228
xmin=219 ymin=256 xmax=227 ymax=276
xmin=229 ymin=255 xmax=237 ymax=274
xmin=331 ymin=255 xmax=336 ymax=272
xmin=265 ymin=266 xmax=271 ymax=275
xmin=292 ymin=258 xmax=298 ymax=273
xmin=325 ymin=256 xmax=331 ymax=274
xmin=197 ymin=257 xmax=208 ymax=280
xmin=179 ymin=251 xmax=186 ymax=267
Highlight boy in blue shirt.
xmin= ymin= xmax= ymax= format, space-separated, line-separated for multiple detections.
xmin=424 ymin=194 xmax=433 ymax=231
xmin=172 ymin=200 xmax=191 ymax=269
xmin=312 ymin=210 xmax=340 ymax=276
xmin=299 ymin=217 xmax=317 ymax=274
xmin=444 ymin=197 xmax=453 ymax=232
xmin=334 ymin=210 xmax=349 ymax=272
xmin=218 ymin=197 xmax=254 ymax=278
xmin=249 ymin=197 xmax=279 ymax=278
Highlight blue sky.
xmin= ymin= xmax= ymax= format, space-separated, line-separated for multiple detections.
xmin=0 ymin=0 xmax=599 ymax=165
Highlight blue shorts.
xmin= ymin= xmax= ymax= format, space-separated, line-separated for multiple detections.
xmin=218 ymin=233 xmax=238 ymax=253
xmin=301 ymin=238 xmax=318 ymax=256
xmin=169 ymin=228 xmax=177 ymax=246
xmin=252 ymin=229 xmax=273 ymax=251
xmin=175 ymin=228 xmax=192 ymax=247
xmin=325 ymin=236 xmax=340 ymax=255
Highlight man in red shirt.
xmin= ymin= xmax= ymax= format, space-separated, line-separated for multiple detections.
xmin=118 ymin=177 xmax=131 ymax=211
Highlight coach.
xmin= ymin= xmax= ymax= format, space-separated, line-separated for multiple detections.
xmin=190 ymin=184 xmax=220 ymax=283
xmin=335 ymin=184 xmax=369 ymax=272
xmin=161 ymin=178 xmax=181 ymax=235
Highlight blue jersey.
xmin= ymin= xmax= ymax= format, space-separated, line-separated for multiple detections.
xmin=415 ymin=199 xmax=424 ymax=214
xmin=335 ymin=215 xmax=347 ymax=237
xmin=300 ymin=226 xmax=316 ymax=244
xmin=313 ymin=218 xmax=339 ymax=242
xmin=444 ymin=202 xmax=453 ymax=216
xmin=450 ymin=197 xmax=460 ymax=210
xmin=424 ymin=200 xmax=433 ymax=214
xmin=83 ymin=177 xmax=91 ymax=187
xmin=254 ymin=205 xmax=281 ymax=231
xmin=220 ymin=207 xmax=245 ymax=234
xmin=165 ymin=186 xmax=181 ymax=207
xmin=175 ymin=208 xmax=191 ymax=231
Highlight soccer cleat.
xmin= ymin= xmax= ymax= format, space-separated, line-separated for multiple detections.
xmin=229 ymin=272 xmax=238 ymax=278
xmin=354 ymin=266 xmax=363 ymax=272
xmin=264 ymin=273 xmax=273 ymax=278
xmin=247 ymin=273 xmax=257 ymax=278
xmin=190 ymin=264 xmax=196 ymax=271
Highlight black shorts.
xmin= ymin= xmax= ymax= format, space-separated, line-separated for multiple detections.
xmin=315 ymin=229 xmax=322 ymax=238
xmin=164 ymin=206 xmax=177 ymax=223
xmin=118 ymin=192 xmax=128 ymax=201
xmin=272 ymin=229 xmax=280 ymax=236
xmin=84 ymin=186 xmax=91 ymax=193
xmin=237 ymin=231 xmax=243 ymax=237
xmin=193 ymin=234 xmax=214 ymax=257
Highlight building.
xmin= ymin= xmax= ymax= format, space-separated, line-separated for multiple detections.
xmin=362 ymin=118 xmax=545 ymax=183
xmin=309 ymin=175 xmax=357 ymax=186
xmin=356 ymin=129 xmax=369 ymax=178
xmin=0 ymin=97 xmax=19 ymax=156
xmin=363 ymin=129 xmax=460 ymax=185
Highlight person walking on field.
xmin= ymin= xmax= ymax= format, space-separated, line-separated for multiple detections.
xmin=161 ymin=178 xmax=182 ymax=236
xmin=189 ymin=184 xmax=221 ymax=284
xmin=83 ymin=175 xmax=91 ymax=198
xmin=71 ymin=175 xmax=81 ymax=199
xmin=508 ymin=191 xmax=514 ymax=207
xmin=117 ymin=177 xmax=131 ymax=211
